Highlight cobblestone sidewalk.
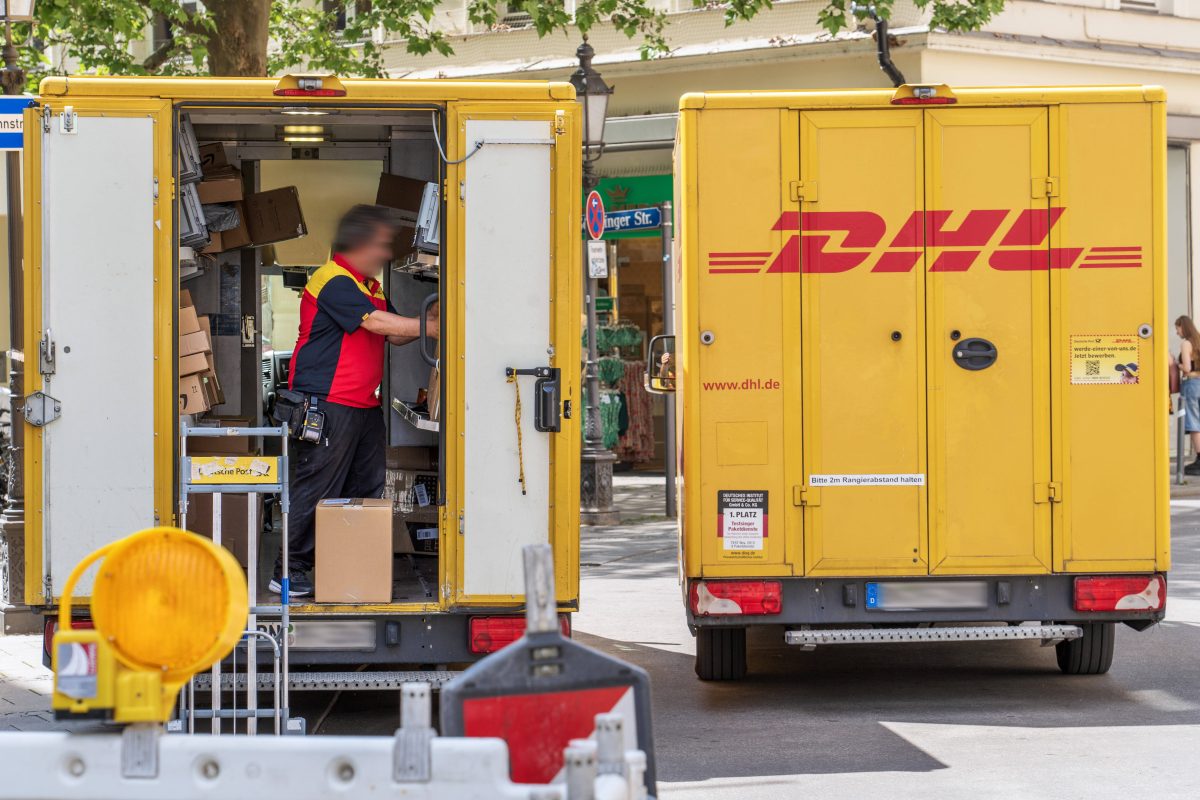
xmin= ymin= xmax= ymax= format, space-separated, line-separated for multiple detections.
xmin=0 ymin=632 xmax=58 ymax=731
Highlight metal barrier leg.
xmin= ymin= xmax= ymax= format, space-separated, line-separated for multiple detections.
xmin=246 ymin=496 xmax=258 ymax=736
xmin=211 ymin=492 xmax=222 ymax=735
xmin=1178 ymin=408 xmax=1187 ymax=486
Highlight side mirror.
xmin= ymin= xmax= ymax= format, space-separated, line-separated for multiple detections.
xmin=645 ymin=334 xmax=676 ymax=395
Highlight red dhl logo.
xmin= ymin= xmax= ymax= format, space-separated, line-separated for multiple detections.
xmin=708 ymin=208 xmax=1141 ymax=274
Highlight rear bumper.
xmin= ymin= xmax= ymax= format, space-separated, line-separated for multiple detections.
xmin=686 ymin=574 xmax=1166 ymax=629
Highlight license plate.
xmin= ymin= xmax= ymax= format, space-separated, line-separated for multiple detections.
xmin=865 ymin=581 xmax=989 ymax=611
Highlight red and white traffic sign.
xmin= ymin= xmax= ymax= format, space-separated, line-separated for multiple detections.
xmin=585 ymin=190 xmax=606 ymax=241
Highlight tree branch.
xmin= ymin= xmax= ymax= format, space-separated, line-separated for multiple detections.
xmin=141 ymin=36 xmax=182 ymax=72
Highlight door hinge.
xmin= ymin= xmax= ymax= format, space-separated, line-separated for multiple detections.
xmin=41 ymin=104 xmax=50 ymax=133
xmin=789 ymin=180 xmax=817 ymax=203
xmin=23 ymin=391 xmax=62 ymax=427
xmin=1032 ymin=176 xmax=1060 ymax=199
xmin=554 ymin=109 xmax=566 ymax=136
xmin=1034 ymin=482 xmax=1062 ymax=503
xmin=793 ymin=485 xmax=820 ymax=506
xmin=458 ymin=511 xmax=464 ymax=535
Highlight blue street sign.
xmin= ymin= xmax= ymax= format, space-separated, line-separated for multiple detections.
xmin=0 ymin=96 xmax=32 ymax=151
xmin=603 ymin=206 xmax=661 ymax=235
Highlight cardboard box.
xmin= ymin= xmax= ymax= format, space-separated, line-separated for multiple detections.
xmin=180 ymin=288 xmax=195 ymax=308
xmin=199 ymin=142 xmax=230 ymax=174
xmin=245 ymin=187 xmax=307 ymax=246
xmin=190 ymin=416 xmax=256 ymax=455
xmin=180 ymin=329 xmax=212 ymax=357
xmin=179 ymin=373 xmax=210 ymax=415
xmin=179 ymin=304 xmax=202 ymax=336
xmin=376 ymin=174 xmax=425 ymax=220
xmin=315 ymin=498 xmax=393 ymax=603
xmin=187 ymin=492 xmax=263 ymax=571
xmin=201 ymin=369 xmax=224 ymax=408
xmin=179 ymin=350 xmax=211 ymax=377
xmin=197 ymin=172 xmax=244 ymax=204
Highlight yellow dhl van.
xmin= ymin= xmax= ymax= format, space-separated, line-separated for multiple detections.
xmin=650 ymin=84 xmax=1168 ymax=680
xmin=22 ymin=75 xmax=581 ymax=691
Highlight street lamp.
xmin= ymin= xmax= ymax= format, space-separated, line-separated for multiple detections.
xmin=569 ymin=39 xmax=619 ymax=526
xmin=0 ymin=0 xmax=31 ymax=634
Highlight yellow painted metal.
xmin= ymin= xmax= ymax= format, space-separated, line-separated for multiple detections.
xmin=799 ymin=109 xmax=927 ymax=576
xmin=691 ymin=108 xmax=789 ymax=576
xmin=925 ymin=106 xmax=1052 ymax=574
xmin=23 ymin=99 xmax=174 ymax=605
xmin=444 ymin=102 xmax=581 ymax=607
xmin=39 ymin=76 xmax=576 ymax=102
xmin=1051 ymin=102 xmax=1167 ymax=572
xmin=23 ymin=81 xmax=580 ymax=617
xmin=676 ymin=85 xmax=1167 ymax=583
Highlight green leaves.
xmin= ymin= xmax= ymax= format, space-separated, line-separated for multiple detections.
xmin=22 ymin=0 xmax=1008 ymax=83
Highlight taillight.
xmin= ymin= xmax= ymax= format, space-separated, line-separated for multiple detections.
xmin=689 ymin=580 xmax=782 ymax=616
xmin=1074 ymin=575 xmax=1165 ymax=612
xmin=469 ymin=615 xmax=571 ymax=654
xmin=273 ymin=75 xmax=347 ymax=98
xmin=43 ymin=617 xmax=94 ymax=658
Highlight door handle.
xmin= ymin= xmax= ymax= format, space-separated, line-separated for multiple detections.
xmin=505 ymin=366 xmax=561 ymax=433
xmin=952 ymin=337 xmax=999 ymax=371
xmin=418 ymin=292 xmax=439 ymax=368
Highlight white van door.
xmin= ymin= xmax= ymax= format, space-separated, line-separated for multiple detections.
xmin=448 ymin=108 xmax=569 ymax=600
xmin=24 ymin=100 xmax=173 ymax=601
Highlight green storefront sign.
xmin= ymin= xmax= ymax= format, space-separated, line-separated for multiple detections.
xmin=583 ymin=174 xmax=673 ymax=240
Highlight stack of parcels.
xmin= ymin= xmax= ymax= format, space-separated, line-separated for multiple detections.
xmin=197 ymin=143 xmax=309 ymax=254
xmin=178 ymin=289 xmax=224 ymax=415
xmin=177 ymin=114 xmax=309 ymax=254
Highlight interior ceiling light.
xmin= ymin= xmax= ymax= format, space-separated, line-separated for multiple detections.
xmin=283 ymin=135 xmax=325 ymax=143
xmin=281 ymin=106 xmax=330 ymax=116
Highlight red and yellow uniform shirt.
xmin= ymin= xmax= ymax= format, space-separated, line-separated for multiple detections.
xmin=289 ymin=255 xmax=395 ymax=408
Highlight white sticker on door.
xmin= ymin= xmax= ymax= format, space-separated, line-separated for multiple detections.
xmin=809 ymin=474 xmax=925 ymax=486
xmin=718 ymin=490 xmax=767 ymax=557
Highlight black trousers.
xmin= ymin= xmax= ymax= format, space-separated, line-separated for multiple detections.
xmin=283 ymin=401 xmax=386 ymax=572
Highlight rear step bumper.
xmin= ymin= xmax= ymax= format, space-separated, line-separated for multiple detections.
xmin=192 ymin=669 xmax=462 ymax=692
xmin=784 ymin=624 xmax=1082 ymax=650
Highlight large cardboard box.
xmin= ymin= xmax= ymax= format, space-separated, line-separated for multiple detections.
xmin=245 ymin=187 xmax=307 ymax=246
xmin=315 ymin=498 xmax=393 ymax=603
xmin=179 ymin=304 xmax=202 ymax=336
xmin=187 ymin=493 xmax=263 ymax=571
xmin=179 ymin=350 xmax=212 ymax=377
xmin=190 ymin=416 xmax=256 ymax=455
xmin=179 ymin=373 xmax=210 ymax=415
xmin=377 ymin=174 xmax=424 ymax=260
xmin=201 ymin=200 xmax=251 ymax=253
xmin=180 ymin=329 xmax=211 ymax=357
xmin=197 ymin=170 xmax=244 ymax=204
xmin=199 ymin=142 xmax=230 ymax=174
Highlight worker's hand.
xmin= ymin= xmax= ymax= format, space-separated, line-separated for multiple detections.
xmin=425 ymin=301 xmax=440 ymax=339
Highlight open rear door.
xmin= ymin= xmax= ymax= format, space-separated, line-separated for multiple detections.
xmin=23 ymin=100 xmax=173 ymax=602
xmin=446 ymin=105 xmax=577 ymax=603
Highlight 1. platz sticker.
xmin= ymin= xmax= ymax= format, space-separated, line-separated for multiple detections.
xmin=718 ymin=490 xmax=767 ymax=557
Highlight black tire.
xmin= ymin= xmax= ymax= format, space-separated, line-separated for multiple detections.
xmin=695 ymin=627 xmax=747 ymax=681
xmin=1056 ymin=622 xmax=1115 ymax=675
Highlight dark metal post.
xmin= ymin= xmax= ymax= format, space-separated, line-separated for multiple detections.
xmin=660 ymin=202 xmax=676 ymax=519
xmin=0 ymin=13 xmax=34 ymax=634
xmin=579 ymin=162 xmax=618 ymax=525
xmin=573 ymin=40 xmax=618 ymax=526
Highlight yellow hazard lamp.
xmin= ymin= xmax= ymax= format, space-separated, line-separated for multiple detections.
xmin=51 ymin=527 xmax=247 ymax=723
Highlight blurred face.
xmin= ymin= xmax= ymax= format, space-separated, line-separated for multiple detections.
xmin=341 ymin=223 xmax=393 ymax=278
xmin=1178 ymin=324 xmax=1185 ymax=338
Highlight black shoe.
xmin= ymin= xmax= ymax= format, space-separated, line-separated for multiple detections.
xmin=1185 ymin=460 xmax=1200 ymax=476
xmin=269 ymin=569 xmax=313 ymax=598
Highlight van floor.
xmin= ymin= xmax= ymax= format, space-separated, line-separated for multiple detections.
xmin=253 ymin=522 xmax=438 ymax=604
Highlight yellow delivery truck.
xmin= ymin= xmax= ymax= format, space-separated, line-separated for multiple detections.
xmin=21 ymin=75 xmax=581 ymax=698
xmin=650 ymin=84 xmax=1168 ymax=680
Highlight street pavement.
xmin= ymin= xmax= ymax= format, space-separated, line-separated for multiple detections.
xmin=4 ymin=473 xmax=1200 ymax=797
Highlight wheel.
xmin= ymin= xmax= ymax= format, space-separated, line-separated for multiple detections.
xmin=1056 ymin=622 xmax=1115 ymax=675
xmin=695 ymin=627 xmax=747 ymax=681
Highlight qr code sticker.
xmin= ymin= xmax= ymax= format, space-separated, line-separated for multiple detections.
xmin=1085 ymin=360 xmax=1100 ymax=377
